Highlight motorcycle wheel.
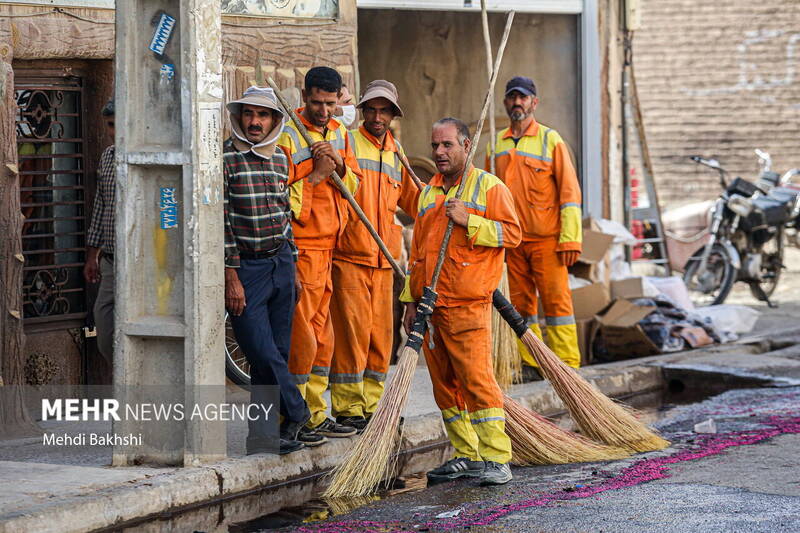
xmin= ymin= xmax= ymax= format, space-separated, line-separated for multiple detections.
xmin=224 ymin=313 xmax=251 ymax=388
xmin=683 ymin=243 xmax=737 ymax=306
xmin=749 ymin=227 xmax=783 ymax=301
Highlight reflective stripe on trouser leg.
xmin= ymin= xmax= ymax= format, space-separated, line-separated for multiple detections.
xmin=289 ymin=248 xmax=334 ymax=428
xmin=469 ymin=407 xmax=512 ymax=464
xmin=441 ymin=406 xmax=481 ymax=461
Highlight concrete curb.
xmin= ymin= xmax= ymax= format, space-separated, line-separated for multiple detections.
xmin=0 ymin=359 xmax=708 ymax=533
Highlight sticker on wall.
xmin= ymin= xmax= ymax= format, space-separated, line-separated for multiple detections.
xmin=160 ymin=187 xmax=179 ymax=229
xmin=160 ymin=64 xmax=176 ymax=84
xmin=149 ymin=12 xmax=176 ymax=56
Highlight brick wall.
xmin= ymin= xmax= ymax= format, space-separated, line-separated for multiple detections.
xmin=633 ymin=1 xmax=800 ymax=208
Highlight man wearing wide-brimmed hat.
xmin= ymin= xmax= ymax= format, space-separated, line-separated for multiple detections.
xmin=329 ymin=80 xmax=419 ymax=432
xmin=223 ymin=86 xmax=315 ymax=455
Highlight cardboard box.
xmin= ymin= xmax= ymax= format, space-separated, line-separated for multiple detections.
xmin=571 ymin=282 xmax=610 ymax=320
xmin=610 ymin=277 xmax=647 ymax=300
xmin=569 ymin=228 xmax=614 ymax=284
xmin=595 ymin=299 xmax=659 ymax=360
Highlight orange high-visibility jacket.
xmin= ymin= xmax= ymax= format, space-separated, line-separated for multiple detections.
xmin=486 ymin=120 xmax=582 ymax=252
xmin=334 ymin=126 xmax=420 ymax=269
xmin=400 ymin=166 xmax=521 ymax=307
xmin=278 ymin=109 xmax=361 ymax=251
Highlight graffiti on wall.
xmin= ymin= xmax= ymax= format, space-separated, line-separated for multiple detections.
xmin=221 ymin=0 xmax=338 ymax=18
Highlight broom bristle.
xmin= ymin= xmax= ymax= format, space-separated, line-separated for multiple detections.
xmin=323 ymin=346 xmax=419 ymax=498
xmin=521 ymin=332 xmax=670 ymax=453
xmin=504 ymin=395 xmax=630 ymax=465
xmin=492 ymin=266 xmax=521 ymax=390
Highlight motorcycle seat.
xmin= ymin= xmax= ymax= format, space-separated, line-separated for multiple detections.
xmin=768 ymin=187 xmax=800 ymax=206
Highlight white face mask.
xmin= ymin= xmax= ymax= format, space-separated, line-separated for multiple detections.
xmin=336 ymin=104 xmax=358 ymax=128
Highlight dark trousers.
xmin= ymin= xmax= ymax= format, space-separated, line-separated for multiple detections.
xmin=230 ymin=244 xmax=309 ymax=437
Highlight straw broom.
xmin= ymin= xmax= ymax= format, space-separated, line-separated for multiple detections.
xmin=323 ymin=11 xmax=517 ymax=499
xmin=492 ymin=265 xmax=521 ymax=390
xmin=503 ymin=395 xmax=628 ymax=465
xmin=492 ymin=291 xmax=670 ymax=453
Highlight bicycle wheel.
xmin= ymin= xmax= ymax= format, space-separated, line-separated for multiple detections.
xmin=224 ymin=313 xmax=251 ymax=388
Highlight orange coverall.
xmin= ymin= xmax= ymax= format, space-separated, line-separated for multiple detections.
xmin=487 ymin=120 xmax=583 ymax=368
xmin=278 ymin=110 xmax=361 ymax=428
xmin=400 ymin=166 xmax=521 ymax=464
xmin=330 ymin=127 xmax=419 ymax=419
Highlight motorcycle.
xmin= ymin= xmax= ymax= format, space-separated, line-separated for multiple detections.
xmin=679 ymin=151 xmax=800 ymax=307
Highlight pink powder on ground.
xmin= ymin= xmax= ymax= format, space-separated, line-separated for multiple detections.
xmin=299 ymin=415 xmax=800 ymax=533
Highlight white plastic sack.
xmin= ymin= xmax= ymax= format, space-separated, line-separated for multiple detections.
xmin=647 ymin=276 xmax=695 ymax=311
xmin=641 ymin=277 xmax=662 ymax=298
xmin=568 ymin=274 xmax=592 ymax=290
xmin=596 ymin=218 xmax=639 ymax=246
xmin=693 ymin=305 xmax=760 ymax=335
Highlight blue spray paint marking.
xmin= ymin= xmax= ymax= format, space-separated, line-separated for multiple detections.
xmin=149 ymin=13 xmax=176 ymax=56
xmin=160 ymin=187 xmax=178 ymax=229
xmin=160 ymin=64 xmax=175 ymax=82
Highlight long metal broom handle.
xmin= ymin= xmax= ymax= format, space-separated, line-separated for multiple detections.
xmin=266 ymin=76 xmax=406 ymax=279
xmin=427 ymin=11 xmax=515 ymax=293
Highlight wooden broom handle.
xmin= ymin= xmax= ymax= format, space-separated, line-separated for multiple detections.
xmin=427 ymin=11 xmax=515 ymax=293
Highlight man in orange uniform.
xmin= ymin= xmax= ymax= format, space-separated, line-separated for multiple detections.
xmin=486 ymin=76 xmax=583 ymax=373
xmin=278 ymin=67 xmax=362 ymax=443
xmin=329 ymin=80 xmax=419 ymax=431
xmin=402 ymin=118 xmax=521 ymax=486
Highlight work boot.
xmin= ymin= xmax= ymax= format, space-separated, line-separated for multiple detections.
xmin=521 ymin=365 xmax=544 ymax=382
xmin=479 ymin=461 xmax=513 ymax=486
xmin=297 ymin=425 xmax=328 ymax=447
xmin=336 ymin=415 xmax=368 ymax=434
xmin=426 ymin=457 xmax=485 ymax=484
xmin=313 ymin=417 xmax=357 ymax=437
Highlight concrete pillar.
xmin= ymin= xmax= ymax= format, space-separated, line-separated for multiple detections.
xmin=113 ymin=0 xmax=225 ymax=466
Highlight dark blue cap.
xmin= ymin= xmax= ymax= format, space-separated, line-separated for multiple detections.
xmin=505 ymin=76 xmax=537 ymax=97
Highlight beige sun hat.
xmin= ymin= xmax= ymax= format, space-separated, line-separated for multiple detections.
xmin=226 ymin=86 xmax=286 ymax=117
xmin=356 ymin=79 xmax=404 ymax=117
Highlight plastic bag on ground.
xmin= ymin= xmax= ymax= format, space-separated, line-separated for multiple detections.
xmin=647 ymin=276 xmax=695 ymax=311
xmin=692 ymin=305 xmax=760 ymax=335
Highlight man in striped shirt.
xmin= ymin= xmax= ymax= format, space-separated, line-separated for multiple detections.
xmin=224 ymin=86 xmax=313 ymax=455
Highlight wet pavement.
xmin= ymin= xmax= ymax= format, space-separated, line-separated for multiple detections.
xmin=276 ymin=386 xmax=800 ymax=533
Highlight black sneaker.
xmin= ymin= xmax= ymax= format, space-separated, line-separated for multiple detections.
xmin=521 ymin=365 xmax=544 ymax=382
xmin=336 ymin=416 xmax=368 ymax=434
xmin=297 ymin=425 xmax=328 ymax=447
xmin=426 ymin=457 xmax=485 ymax=484
xmin=314 ymin=417 xmax=357 ymax=437
xmin=480 ymin=461 xmax=512 ymax=486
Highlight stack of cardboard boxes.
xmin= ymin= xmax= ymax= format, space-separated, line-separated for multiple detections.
xmin=563 ymin=218 xmax=660 ymax=364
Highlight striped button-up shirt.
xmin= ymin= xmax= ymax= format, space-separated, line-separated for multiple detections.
xmin=86 ymin=145 xmax=116 ymax=254
xmin=223 ymin=139 xmax=297 ymax=268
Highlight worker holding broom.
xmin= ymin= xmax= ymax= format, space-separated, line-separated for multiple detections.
xmin=401 ymin=118 xmax=521 ymax=486
xmin=278 ymin=66 xmax=363 ymax=444
xmin=329 ymin=80 xmax=419 ymax=432
xmin=487 ymin=76 xmax=583 ymax=375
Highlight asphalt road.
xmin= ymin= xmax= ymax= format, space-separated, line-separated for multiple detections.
xmin=288 ymin=386 xmax=800 ymax=533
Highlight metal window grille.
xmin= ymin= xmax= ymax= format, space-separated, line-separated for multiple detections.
xmin=15 ymin=73 xmax=89 ymax=329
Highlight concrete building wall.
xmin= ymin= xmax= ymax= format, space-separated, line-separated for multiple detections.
xmin=0 ymin=2 xmax=359 ymax=386
xmin=633 ymin=0 xmax=800 ymax=208
xmin=357 ymin=9 xmax=581 ymax=174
